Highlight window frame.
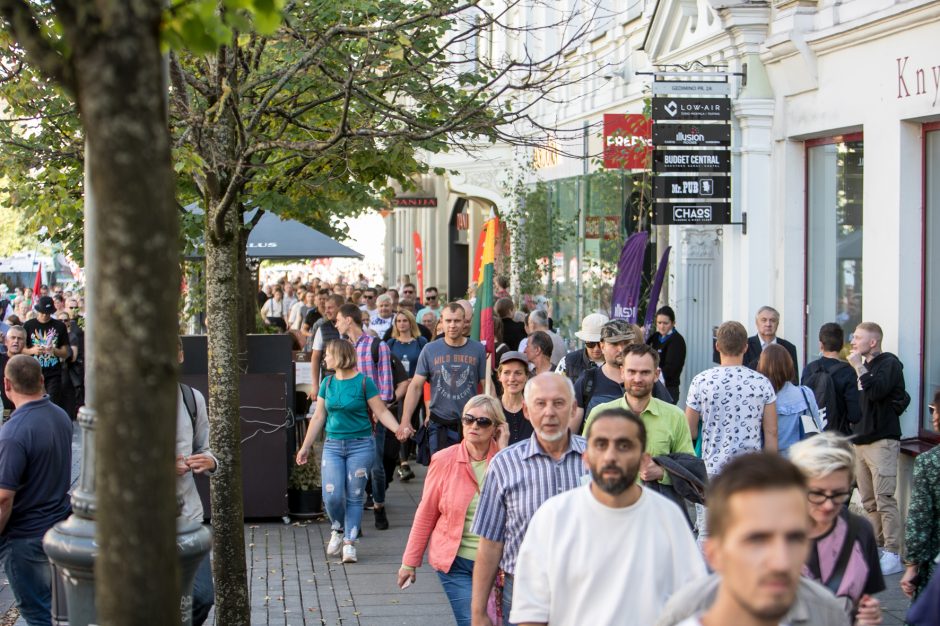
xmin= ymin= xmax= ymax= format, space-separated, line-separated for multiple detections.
xmin=920 ymin=121 xmax=940 ymax=441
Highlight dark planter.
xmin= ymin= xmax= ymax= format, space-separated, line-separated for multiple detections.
xmin=288 ymin=488 xmax=323 ymax=519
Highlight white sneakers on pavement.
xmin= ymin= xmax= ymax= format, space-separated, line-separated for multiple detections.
xmin=342 ymin=543 xmax=357 ymax=563
xmin=326 ymin=530 xmax=343 ymax=557
xmin=879 ymin=550 xmax=903 ymax=576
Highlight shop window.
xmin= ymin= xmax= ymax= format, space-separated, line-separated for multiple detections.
xmin=923 ymin=126 xmax=940 ymax=434
xmin=806 ymin=136 xmax=864 ymax=356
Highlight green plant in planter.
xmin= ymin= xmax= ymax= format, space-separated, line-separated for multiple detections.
xmin=289 ymin=456 xmax=321 ymax=492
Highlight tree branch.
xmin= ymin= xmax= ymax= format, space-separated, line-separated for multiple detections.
xmin=0 ymin=0 xmax=74 ymax=92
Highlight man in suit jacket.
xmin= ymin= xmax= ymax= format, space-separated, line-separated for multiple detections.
xmin=743 ymin=306 xmax=799 ymax=383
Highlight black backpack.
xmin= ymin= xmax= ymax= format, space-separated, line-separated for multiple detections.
xmin=802 ymin=360 xmax=852 ymax=433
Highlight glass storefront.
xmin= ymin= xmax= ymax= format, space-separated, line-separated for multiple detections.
xmin=513 ymin=171 xmax=652 ymax=343
xmin=806 ymin=137 xmax=864 ymax=353
xmin=924 ymin=127 xmax=940 ymax=433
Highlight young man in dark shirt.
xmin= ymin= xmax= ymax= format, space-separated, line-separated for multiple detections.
xmin=22 ymin=297 xmax=70 ymax=410
xmin=801 ymin=322 xmax=860 ymax=436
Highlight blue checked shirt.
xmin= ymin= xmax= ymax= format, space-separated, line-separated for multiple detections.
xmin=470 ymin=432 xmax=588 ymax=575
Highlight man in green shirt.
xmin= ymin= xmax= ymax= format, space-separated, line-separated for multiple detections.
xmin=585 ymin=343 xmax=694 ymax=486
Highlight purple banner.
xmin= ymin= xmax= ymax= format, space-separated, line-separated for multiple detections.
xmin=644 ymin=246 xmax=672 ymax=332
xmin=610 ymin=232 xmax=649 ymax=322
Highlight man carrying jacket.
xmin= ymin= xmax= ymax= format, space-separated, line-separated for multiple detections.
xmin=848 ymin=322 xmax=907 ymax=576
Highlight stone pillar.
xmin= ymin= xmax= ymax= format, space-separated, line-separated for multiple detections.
xmin=674 ymin=226 xmax=722 ymax=404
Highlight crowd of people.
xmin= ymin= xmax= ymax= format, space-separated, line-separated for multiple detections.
xmin=0 ymin=268 xmax=937 ymax=626
xmin=251 ymin=271 xmax=939 ymax=626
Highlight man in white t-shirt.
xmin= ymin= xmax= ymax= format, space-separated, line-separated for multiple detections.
xmin=369 ymin=294 xmax=395 ymax=338
xmin=510 ymin=407 xmax=705 ymax=626
xmin=658 ymin=453 xmax=850 ymax=626
xmin=685 ymin=320 xmax=777 ymax=543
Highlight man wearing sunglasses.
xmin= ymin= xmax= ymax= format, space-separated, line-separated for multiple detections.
xmin=416 ymin=287 xmax=442 ymax=324
xmin=359 ymin=288 xmax=378 ymax=316
xmin=556 ymin=313 xmax=608 ymax=384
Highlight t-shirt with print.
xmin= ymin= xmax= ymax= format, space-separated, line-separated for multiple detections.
xmin=23 ymin=318 xmax=69 ymax=379
xmin=369 ymin=314 xmax=395 ymax=338
xmin=415 ymin=338 xmax=487 ymax=424
xmin=318 ymin=373 xmax=378 ymax=440
xmin=675 ymin=619 xmax=789 ymax=626
xmin=803 ymin=510 xmax=884 ymax=603
xmin=686 ymin=365 xmax=775 ymax=476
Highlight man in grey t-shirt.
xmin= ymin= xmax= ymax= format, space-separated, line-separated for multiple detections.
xmin=399 ymin=302 xmax=487 ymax=454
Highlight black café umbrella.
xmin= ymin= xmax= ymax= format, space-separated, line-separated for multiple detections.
xmin=185 ymin=205 xmax=363 ymax=260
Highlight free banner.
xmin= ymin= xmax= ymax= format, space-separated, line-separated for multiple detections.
xmin=610 ymin=231 xmax=649 ymax=322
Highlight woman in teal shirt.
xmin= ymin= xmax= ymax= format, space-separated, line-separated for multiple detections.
xmin=297 ymin=340 xmax=410 ymax=563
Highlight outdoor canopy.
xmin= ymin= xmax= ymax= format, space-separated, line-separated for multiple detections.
xmin=184 ymin=205 xmax=363 ymax=260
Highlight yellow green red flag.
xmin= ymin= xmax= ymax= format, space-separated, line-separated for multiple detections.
xmin=471 ymin=217 xmax=497 ymax=355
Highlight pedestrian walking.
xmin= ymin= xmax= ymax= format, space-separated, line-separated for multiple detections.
xmin=741 ymin=306 xmax=800 ymax=382
xmin=0 ymin=325 xmax=27 ymax=420
xmin=847 ymin=322 xmax=908 ymax=575
xmin=369 ymin=294 xmax=396 ymax=338
xmin=309 ymin=294 xmax=344 ymax=398
xmin=788 ymin=433 xmax=884 ymax=625
xmin=511 ymin=407 xmax=705 ymax=625
xmin=686 ymin=321 xmax=777 ymax=543
xmin=399 ymin=303 xmax=487 ymax=455
xmin=758 ymin=344 xmax=820 ymax=456
xmin=498 ymin=351 xmax=531 ymax=445
xmin=398 ymin=395 xmax=509 ymax=625
xmin=385 ymin=310 xmax=428 ymax=482
xmin=469 ymin=373 xmax=588 ymax=625
xmin=522 ymin=330 xmax=553 ymax=375
xmin=584 ymin=344 xmax=696 ymax=512
xmin=801 ymin=323 xmax=860 ymax=436
xmin=296 ymin=340 xmax=410 ymax=563
xmin=176 ymin=339 xmax=219 ymax=625
xmin=646 ymin=306 xmax=686 ymax=403
xmin=22 ymin=296 xmax=70 ymax=410
xmin=495 ymin=298 xmax=526 ymax=351
xmin=900 ymin=391 xmax=940 ymax=601
xmin=0 ymin=356 xmax=73 ymax=626
xmin=555 ymin=312 xmax=607 ymax=383
xmin=657 ymin=454 xmax=850 ymax=626
xmin=517 ymin=310 xmax=566 ymax=367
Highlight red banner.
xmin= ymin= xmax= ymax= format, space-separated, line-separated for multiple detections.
xmin=412 ymin=232 xmax=424 ymax=297
xmin=32 ymin=263 xmax=42 ymax=303
xmin=603 ymin=113 xmax=652 ymax=169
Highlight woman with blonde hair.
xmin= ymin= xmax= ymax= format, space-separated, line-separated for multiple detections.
xmin=386 ymin=309 xmax=428 ymax=481
xmin=296 ymin=339 xmax=410 ymax=564
xmin=398 ymin=395 xmax=509 ymax=625
xmin=789 ymin=433 xmax=884 ymax=625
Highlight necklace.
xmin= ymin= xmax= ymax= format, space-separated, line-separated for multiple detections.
xmin=466 ymin=446 xmax=487 ymax=462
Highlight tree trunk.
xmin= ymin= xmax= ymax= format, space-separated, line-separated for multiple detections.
xmin=206 ymin=198 xmax=250 ymax=624
xmin=78 ymin=4 xmax=181 ymax=623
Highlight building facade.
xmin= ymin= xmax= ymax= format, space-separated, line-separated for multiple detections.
xmin=386 ymin=0 xmax=940 ymax=443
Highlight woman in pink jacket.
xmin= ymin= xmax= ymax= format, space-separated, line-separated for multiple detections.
xmin=397 ymin=394 xmax=509 ymax=625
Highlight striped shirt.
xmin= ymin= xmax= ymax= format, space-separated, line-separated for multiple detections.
xmin=354 ymin=333 xmax=394 ymax=402
xmin=471 ymin=432 xmax=588 ymax=575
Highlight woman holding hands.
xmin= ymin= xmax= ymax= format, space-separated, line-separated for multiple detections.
xmin=296 ymin=340 xmax=412 ymax=564
xmin=397 ymin=395 xmax=509 ymax=625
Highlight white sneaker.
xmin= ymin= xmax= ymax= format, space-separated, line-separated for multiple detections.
xmin=326 ymin=530 xmax=343 ymax=557
xmin=342 ymin=543 xmax=357 ymax=563
xmin=879 ymin=550 xmax=903 ymax=575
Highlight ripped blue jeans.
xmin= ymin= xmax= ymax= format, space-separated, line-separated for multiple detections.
xmin=321 ymin=436 xmax=375 ymax=542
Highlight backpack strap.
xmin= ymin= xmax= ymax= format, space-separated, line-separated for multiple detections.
xmin=179 ymin=383 xmax=197 ymax=431
xmin=807 ymin=513 xmax=861 ymax=596
xmin=582 ymin=367 xmax=598 ymax=409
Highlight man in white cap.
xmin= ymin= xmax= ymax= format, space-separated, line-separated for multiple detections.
xmin=556 ymin=313 xmax=609 ymax=383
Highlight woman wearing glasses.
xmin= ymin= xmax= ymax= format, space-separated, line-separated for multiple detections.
xmin=397 ymin=395 xmax=509 ymax=625
xmin=789 ymin=433 xmax=884 ymax=625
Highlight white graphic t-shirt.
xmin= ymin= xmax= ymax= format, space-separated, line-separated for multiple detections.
xmin=686 ymin=365 xmax=776 ymax=476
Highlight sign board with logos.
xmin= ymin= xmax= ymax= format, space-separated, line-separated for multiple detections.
xmin=652 ymin=97 xmax=731 ymax=121
xmin=653 ymin=175 xmax=731 ymax=199
xmin=603 ymin=113 xmax=652 ymax=169
xmin=651 ymin=81 xmax=730 ymax=96
xmin=655 ymin=203 xmax=731 ymax=225
xmin=653 ymin=149 xmax=730 ymax=173
xmin=652 ymin=123 xmax=730 ymax=147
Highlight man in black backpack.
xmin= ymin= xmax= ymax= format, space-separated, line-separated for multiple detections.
xmin=848 ymin=322 xmax=908 ymax=576
xmin=176 ymin=339 xmax=218 ymax=625
xmin=801 ymin=323 xmax=860 ymax=436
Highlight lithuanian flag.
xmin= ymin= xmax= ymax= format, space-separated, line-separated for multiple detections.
xmin=471 ymin=216 xmax=497 ymax=356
